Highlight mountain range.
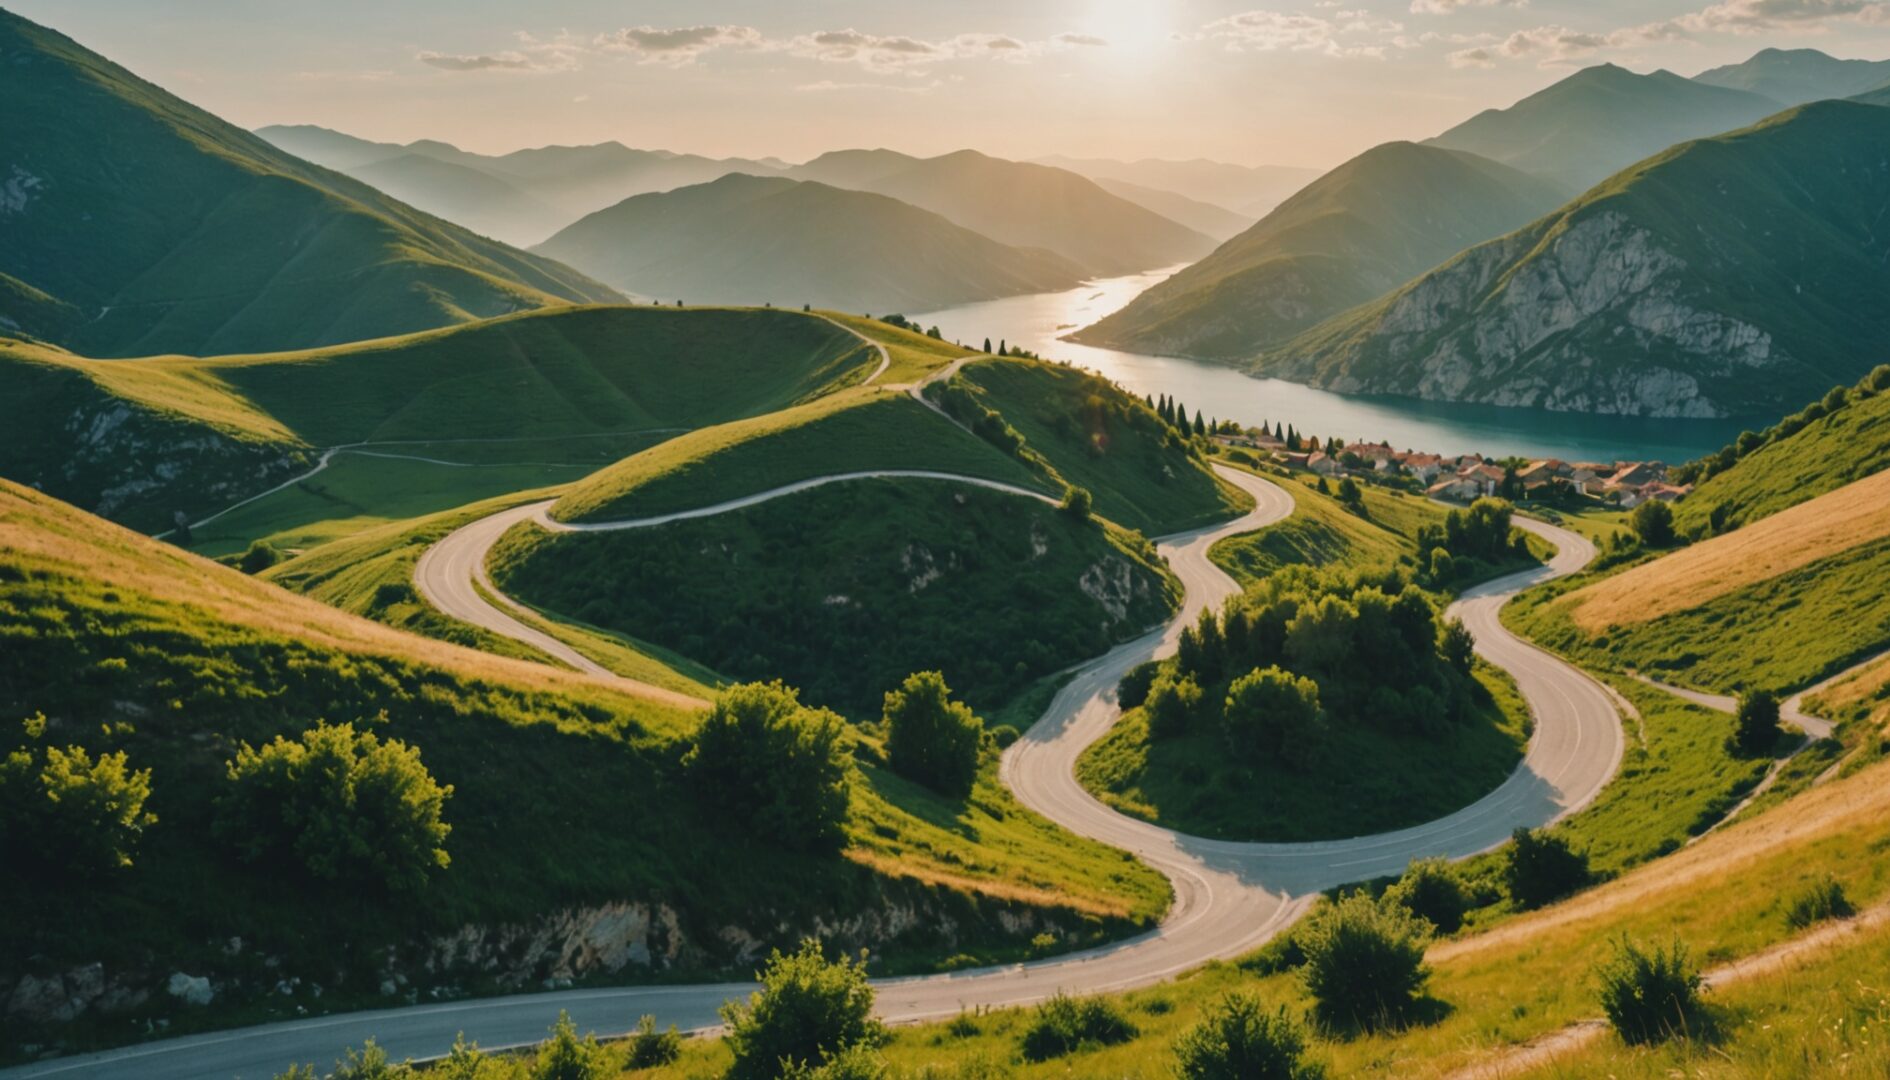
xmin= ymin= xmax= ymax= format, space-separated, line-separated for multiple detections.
xmin=1070 ymin=142 xmax=1564 ymax=359
xmin=535 ymin=174 xmax=1086 ymax=313
xmin=0 ymin=11 xmax=619 ymax=359
xmin=1257 ymin=100 xmax=1890 ymax=418
xmin=1693 ymin=47 xmax=1890 ymax=107
xmin=1034 ymin=155 xmax=1322 ymax=219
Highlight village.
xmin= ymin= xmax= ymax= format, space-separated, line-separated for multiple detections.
xmin=1213 ymin=422 xmax=1692 ymax=508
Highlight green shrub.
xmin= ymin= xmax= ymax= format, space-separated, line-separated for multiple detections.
xmin=432 ymin=1034 xmax=490 ymax=1080
xmin=1733 ymin=689 xmax=1783 ymax=756
xmin=1144 ymin=671 xmax=1203 ymax=738
xmin=1173 ymin=992 xmax=1324 ymax=1080
xmin=1440 ymin=617 xmax=1474 ymax=676
xmin=1117 ymin=660 xmax=1162 ymax=710
xmin=0 ymin=716 xmax=156 ymax=873
xmin=986 ymin=724 xmax=1021 ymax=750
xmin=1503 ymin=827 xmax=1590 ymax=909
xmin=1221 ymin=666 xmax=1323 ymax=770
xmin=625 ymin=1014 xmax=683 ymax=1069
xmin=1594 ymin=936 xmax=1706 ymax=1045
xmin=1386 ymin=858 xmax=1470 ymax=934
xmin=530 ymin=1011 xmax=611 ymax=1080
xmin=215 ymin=720 xmax=452 ymax=893
xmin=238 ymin=540 xmax=282 ymax=574
xmin=1785 ymin=875 xmax=1854 ymax=929
xmin=1297 ymin=892 xmax=1433 ymax=1031
xmin=722 ymin=939 xmax=885 ymax=1080
xmin=1630 ymin=500 xmax=1676 ymax=548
xmin=778 ymin=1044 xmax=887 ymax=1079
xmin=331 ymin=1039 xmax=410 ymax=1078
xmin=1019 ymin=991 xmax=1138 ymax=1061
xmin=884 ymin=671 xmax=982 ymax=797
xmin=684 ymin=682 xmax=851 ymax=853
xmin=1060 ymin=486 xmax=1093 ymax=523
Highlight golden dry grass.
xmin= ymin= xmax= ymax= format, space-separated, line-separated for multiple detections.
xmin=844 ymin=850 xmax=1132 ymax=919
xmin=1566 ymin=469 xmax=1890 ymax=631
xmin=0 ymin=480 xmax=703 ymax=714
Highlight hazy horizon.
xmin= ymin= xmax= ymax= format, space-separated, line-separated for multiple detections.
xmin=14 ymin=0 xmax=1890 ymax=169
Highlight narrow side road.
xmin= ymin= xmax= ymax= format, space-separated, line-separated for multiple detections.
xmin=10 ymin=466 xmax=1624 ymax=1079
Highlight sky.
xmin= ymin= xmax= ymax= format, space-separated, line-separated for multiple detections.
xmin=15 ymin=0 xmax=1890 ymax=168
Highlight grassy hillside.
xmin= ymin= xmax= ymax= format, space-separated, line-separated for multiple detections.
xmin=1511 ymin=469 xmax=1890 ymax=694
xmin=0 ymin=481 xmax=1171 ymax=1049
xmin=0 ymin=11 xmax=619 ymax=359
xmin=0 ymin=307 xmax=875 ymax=532
xmin=496 ymin=478 xmax=1180 ymax=715
xmin=790 ymin=148 xmax=1216 ymax=275
xmin=1073 ymin=143 xmax=1563 ymax=359
xmin=534 ymin=174 xmax=1085 ymax=313
xmin=1273 ymin=100 xmax=1890 ymax=419
xmin=1427 ymin=63 xmax=1782 ymax=191
xmin=1673 ymin=365 xmax=1890 ymax=536
xmin=935 ymin=358 xmax=1253 ymax=535
xmin=1210 ymin=472 xmax=1445 ymax=584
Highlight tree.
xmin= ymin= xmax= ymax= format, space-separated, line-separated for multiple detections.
xmin=684 ymin=682 xmax=851 ymax=853
xmin=216 ymin=720 xmax=451 ymax=892
xmin=982 ymin=337 xmax=992 ymax=353
xmin=1427 ymin=548 xmax=1456 ymax=585
xmin=1732 ymin=689 xmax=1783 ymax=755
xmin=1060 ymin=485 xmax=1093 ymax=523
xmin=1630 ymin=499 xmax=1676 ymax=548
xmin=1221 ymin=666 xmax=1324 ymax=769
xmin=1173 ymin=993 xmax=1324 ymax=1080
xmin=1336 ymin=477 xmax=1362 ymax=507
xmin=722 ymin=940 xmax=885 ymax=1080
xmin=1298 ymin=892 xmax=1433 ymax=1030
xmin=626 ymin=1015 xmax=683 ymax=1069
xmin=1440 ymin=617 xmax=1476 ymax=676
xmin=998 ymin=339 xmax=1008 ymax=356
xmin=238 ymin=539 xmax=282 ymax=574
xmin=0 ymin=715 xmax=156 ymax=874
xmin=1503 ymin=827 xmax=1589 ymax=909
xmin=1192 ymin=409 xmax=1206 ymax=436
xmin=1284 ymin=594 xmax=1356 ymax=675
xmin=883 ymin=671 xmax=981 ymax=797
xmin=1144 ymin=671 xmax=1204 ymax=737
xmin=1286 ymin=425 xmax=1300 ymax=451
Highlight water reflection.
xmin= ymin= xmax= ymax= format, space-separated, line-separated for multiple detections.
xmin=916 ymin=269 xmax=1753 ymax=463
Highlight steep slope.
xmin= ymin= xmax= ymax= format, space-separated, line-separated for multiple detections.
xmin=791 ymin=149 xmax=1217 ymax=275
xmin=1072 ymin=143 xmax=1564 ymax=359
xmin=1090 ymin=177 xmax=1253 ymax=241
xmin=347 ymin=154 xmax=567 ymax=246
xmin=0 ymin=307 xmax=878 ymax=531
xmin=534 ymin=174 xmax=1086 ymax=312
xmin=1269 ymin=101 xmax=1890 ymax=418
xmin=1427 ymin=63 xmax=1783 ymax=191
xmin=1672 ymin=366 xmax=1890 ymax=537
xmin=1035 ymin=155 xmax=1320 ymax=218
xmin=1695 ymin=47 xmax=1890 ymax=107
xmin=0 ymin=12 xmax=619 ymax=359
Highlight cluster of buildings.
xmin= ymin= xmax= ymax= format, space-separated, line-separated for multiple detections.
xmin=1214 ymin=431 xmax=1690 ymax=507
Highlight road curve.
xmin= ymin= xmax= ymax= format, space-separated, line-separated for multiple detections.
xmin=10 ymin=467 xmax=1623 ymax=1079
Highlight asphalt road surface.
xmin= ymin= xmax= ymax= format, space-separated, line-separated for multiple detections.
xmin=8 ymin=467 xmax=1624 ymax=1078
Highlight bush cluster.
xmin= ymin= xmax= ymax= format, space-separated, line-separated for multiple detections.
xmin=1594 ymin=936 xmax=1706 ymax=1045
xmin=1503 ymin=827 xmax=1590 ymax=910
xmin=0 ymin=714 xmax=155 ymax=874
xmin=1019 ymin=992 xmax=1138 ymax=1061
xmin=1297 ymin=892 xmax=1434 ymax=1031
xmin=722 ymin=939 xmax=886 ymax=1080
xmin=883 ymin=670 xmax=982 ymax=797
xmin=685 ymin=682 xmax=851 ymax=854
xmin=1172 ymin=993 xmax=1324 ymax=1079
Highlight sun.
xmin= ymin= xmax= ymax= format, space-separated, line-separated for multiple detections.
xmin=1084 ymin=0 xmax=1172 ymax=54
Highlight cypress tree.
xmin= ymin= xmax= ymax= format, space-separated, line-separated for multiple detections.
xmin=1193 ymin=409 xmax=1206 ymax=436
xmin=998 ymin=339 xmax=1008 ymax=356
xmin=982 ymin=337 xmax=992 ymax=353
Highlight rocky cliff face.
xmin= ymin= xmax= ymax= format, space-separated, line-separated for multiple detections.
xmin=1282 ymin=211 xmax=1783 ymax=418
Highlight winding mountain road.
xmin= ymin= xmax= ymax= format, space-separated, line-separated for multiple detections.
xmin=9 ymin=467 xmax=1624 ymax=1079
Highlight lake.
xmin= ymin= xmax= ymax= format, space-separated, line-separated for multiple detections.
xmin=916 ymin=269 xmax=1754 ymax=464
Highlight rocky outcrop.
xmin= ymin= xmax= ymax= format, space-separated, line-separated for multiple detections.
xmin=1281 ymin=211 xmax=1783 ymax=418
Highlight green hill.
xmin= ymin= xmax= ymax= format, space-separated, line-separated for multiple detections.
xmin=1694 ymin=47 xmax=1890 ymax=107
xmin=1267 ymin=101 xmax=1890 ymax=419
xmin=790 ymin=149 xmax=1216 ymax=275
xmin=1071 ymin=143 xmax=1563 ymax=359
xmin=0 ymin=307 xmax=878 ymax=532
xmin=535 ymin=174 xmax=1086 ymax=312
xmin=1427 ymin=63 xmax=1783 ymax=191
xmin=347 ymin=153 xmax=567 ymax=246
xmin=1673 ymin=366 xmax=1890 ymax=537
xmin=0 ymin=11 xmax=619 ymax=359
xmin=0 ymin=480 xmax=1169 ymax=1047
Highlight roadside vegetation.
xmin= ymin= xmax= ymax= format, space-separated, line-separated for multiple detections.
xmin=0 ymin=481 xmax=1170 ymax=1057
xmin=495 ymin=478 xmax=1180 ymax=716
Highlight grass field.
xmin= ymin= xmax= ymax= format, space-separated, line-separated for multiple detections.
xmin=1210 ymin=472 xmax=1440 ymax=585
xmin=0 ymin=481 xmax=1173 ymax=1054
xmin=499 ymin=478 xmax=1181 ymax=715
xmin=1078 ymin=663 xmax=1530 ymax=841
xmin=945 ymin=358 xmax=1253 ymax=535
xmin=626 ymin=755 xmax=1890 ymax=1078
xmin=549 ymin=389 xmax=1053 ymax=522
xmin=820 ymin=312 xmax=971 ymax=385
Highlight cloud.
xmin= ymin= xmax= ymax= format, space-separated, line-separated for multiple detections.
xmin=1456 ymin=0 xmax=1890 ymax=67
xmin=1199 ymin=8 xmax=1406 ymax=58
xmin=795 ymin=79 xmax=941 ymax=94
xmin=1665 ymin=0 xmax=1889 ymax=33
xmin=1411 ymin=0 xmax=1527 ymax=12
xmin=594 ymin=24 xmax=764 ymax=65
xmin=1054 ymin=32 xmax=1110 ymax=46
xmin=417 ymin=51 xmax=539 ymax=72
